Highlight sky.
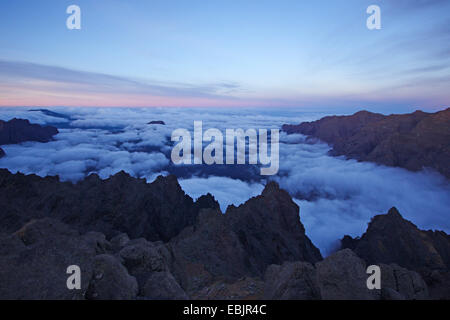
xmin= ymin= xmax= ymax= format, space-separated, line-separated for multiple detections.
xmin=0 ymin=0 xmax=449 ymax=111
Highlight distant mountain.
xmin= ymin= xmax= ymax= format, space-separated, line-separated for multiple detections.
xmin=0 ymin=169 xmax=448 ymax=299
xmin=282 ymin=108 xmax=450 ymax=178
xmin=0 ymin=118 xmax=59 ymax=145
xmin=147 ymin=120 xmax=165 ymax=125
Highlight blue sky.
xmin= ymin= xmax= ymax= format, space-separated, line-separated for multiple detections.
xmin=0 ymin=0 xmax=449 ymax=111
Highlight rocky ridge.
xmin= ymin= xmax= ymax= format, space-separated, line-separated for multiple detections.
xmin=0 ymin=169 xmax=448 ymax=299
xmin=282 ymin=108 xmax=450 ymax=178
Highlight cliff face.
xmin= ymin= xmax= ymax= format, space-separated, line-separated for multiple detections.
xmin=0 ymin=118 xmax=59 ymax=145
xmin=282 ymin=108 xmax=450 ymax=178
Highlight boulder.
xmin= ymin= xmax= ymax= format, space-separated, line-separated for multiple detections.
xmin=379 ymin=264 xmax=428 ymax=300
xmin=86 ymin=254 xmax=138 ymax=300
xmin=264 ymin=261 xmax=320 ymax=300
xmin=142 ymin=271 xmax=188 ymax=300
xmin=193 ymin=277 xmax=264 ymax=300
xmin=315 ymin=249 xmax=375 ymax=300
xmin=0 ymin=218 xmax=98 ymax=299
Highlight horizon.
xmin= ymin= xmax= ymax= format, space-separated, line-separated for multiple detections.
xmin=1 ymin=0 xmax=449 ymax=111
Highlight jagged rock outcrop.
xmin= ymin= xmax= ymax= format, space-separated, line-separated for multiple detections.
xmin=168 ymin=208 xmax=250 ymax=293
xmin=226 ymin=182 xmax=323 ymax=272
xmin=0 ymin=170 xmax=213 ymax=241
xmin=167 ymin=182 xmax=322 ymax=294
xmin=0 ymin=147 xmax=4 ymax=158
xmin=341 ymin=207 xmax=449 ymax=272
xmin=282 ymin=108 xmax=450 ymax=178
xmin=0 ymin=118 xmax=58 ymax=145
xmin=341 ymin=207 xmax=450 ymax=299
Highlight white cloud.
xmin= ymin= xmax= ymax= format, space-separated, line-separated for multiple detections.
xmin=179 ymin=176 xmax=265 ymax=212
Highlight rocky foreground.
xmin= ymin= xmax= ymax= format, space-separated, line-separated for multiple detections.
xmin=282 ymin=108 xmax=450 ymax=178
xmin=0 ymin=169 xmax=449 ymax=299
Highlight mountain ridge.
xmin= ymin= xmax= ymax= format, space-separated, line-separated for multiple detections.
xmin=282 ymin=108 xmax=450 ymax=178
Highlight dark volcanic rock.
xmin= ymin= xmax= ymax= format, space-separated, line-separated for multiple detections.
xmin=0 ymin=218 xmax=99 ymax=299
xmin=148 ymin=120 xmax=165 ymax=125
xmin=0 ymin=118 xmax=58 ymax=145
xmin=265 ymin=249 xmax=430 ymax=300
xmin=264 ymin=261 xmax=320 ymax=300
xmin=341 ymin=207 xmax=449 ymax=273
xmin=86 ymin=254 xmax=138 ymax=300
xmin=117 ymin=237 xmax=178 ymax=297
xmin=315 ymin=249 xmax=376 ymax=300
xmin=193 ymin=277 xmax=264 ymax=300
xmin=168 ymin=208 xmax=250 ymax=293
xmin=225 ymin=182 xmax=322 ymax=273
xmin=282 ymin=108 xmax=450 ymax=178
xmin=0 ymin=170 xmax=211 ymax=242
xmin=0 ymin=217 xmax=186 ymax=300
xmin=195 ymin=193 xmax=221 ymax=211
xmin=379 ymin=264 xmax=428 ymax=300
xmin=142 ymin=271 xmax=189 ymax=300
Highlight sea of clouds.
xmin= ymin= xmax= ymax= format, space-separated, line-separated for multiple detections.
xmin=0 ymin=107 xmax=449 ymax=256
